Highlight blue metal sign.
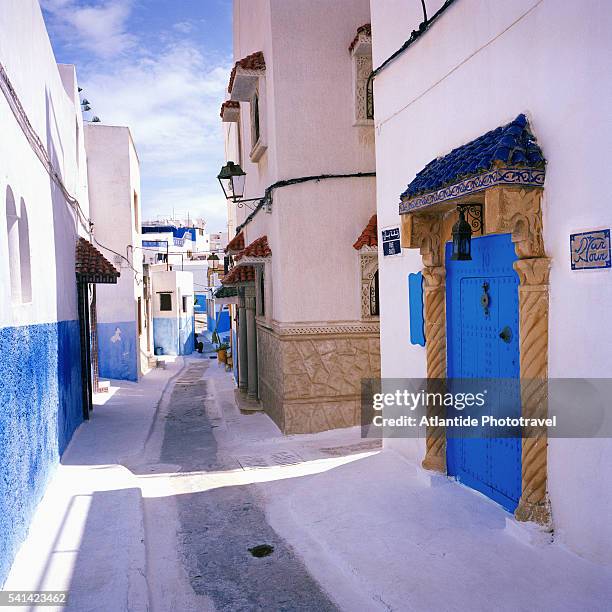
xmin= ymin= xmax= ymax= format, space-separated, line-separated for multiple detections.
xmin=570 ymin=229 xmax=611 ymax=270
xmin=382 ymin=227 xmax=401 ymax=257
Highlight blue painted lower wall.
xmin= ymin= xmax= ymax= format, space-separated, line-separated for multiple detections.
xmin=216 ymin=309 xmax=231 ymax=335
xmin=232 ymin=329 xmax=238 ymax=383
xmin=0 ymin=320 xmax=82 ymax=586
xmin=153 ymin=316 xmax=194 ymax=356
xmin=97 ymin=321 xmax=138 ymax=382
xmin=194 ymin=294 xmax=206 ymax=314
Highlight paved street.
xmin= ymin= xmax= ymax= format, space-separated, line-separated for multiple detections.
xmin=5 ymin=355 xmax=612 ymax=612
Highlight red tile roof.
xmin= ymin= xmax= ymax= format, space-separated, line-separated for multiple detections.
xmin=225 ymin=231 xmax=245 ymax=253
xmin=222 ymin=265 xmax=255 ymax=285
xmin=235 ymin=235 xmax=271 ymax=261
xmin=228 ymin=51 xmax=266 ymax=93
xmin=75 ymin=237 xmax=120 ymax=279
xmin=353 ymin=214 xmax=378 ymax=249
xmin=349 ymin=23 xmax=372 ymax=53
xmin=220 ymin=100 xmax=239 ymax=119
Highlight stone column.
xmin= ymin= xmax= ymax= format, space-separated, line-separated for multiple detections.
xmin=513 ymin=257 xmax=551 ymax=525
xmin=238 ymin=291 xmax=248 ymax=392
xmin=421 ymin=265 xmax=447 ymax=473
xmin=245 ymin=285 xmax=258 ymax=400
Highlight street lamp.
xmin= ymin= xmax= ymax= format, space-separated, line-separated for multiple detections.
xmin=451 ymin=207 xmax=473 ymax=261
xmin=207 ymin=253 xmax=220 ymax=269
xmin=217 ymin=161 xmax=246 ymax=202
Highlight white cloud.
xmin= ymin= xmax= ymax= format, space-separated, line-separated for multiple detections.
xmin=80 ymin=42 xmax=231 ymax=228
xmin=42 ymin=1 xmax=231 ymax=228
xmin=173 ymin=21 xmax=195 ymax=34
xmin=42 ymin=0 xmax=136 ymax=58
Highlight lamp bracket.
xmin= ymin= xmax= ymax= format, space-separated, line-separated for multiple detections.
xmin=457 ymin=204 xmax=483 ymax=234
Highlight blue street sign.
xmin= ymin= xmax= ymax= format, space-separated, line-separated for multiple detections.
xmin=382 ymin=227 xmax=401 ymax=257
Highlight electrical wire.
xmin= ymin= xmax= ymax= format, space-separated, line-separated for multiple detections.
xmin=365 ymin=0 xmax=458 ymax=119
xmin=0 ymin=60 xmax=92 ymax=234
xmin=235 ymin=171 xmax=376 ymax=234
xmin=0 ymin=59 xmax=154 ymax=286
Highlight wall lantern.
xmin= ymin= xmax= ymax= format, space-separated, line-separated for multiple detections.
xmin=451 ymin=207 xmax=473 ymax=261
xmin=217 ymin=161 xmax=246 ymax=202
xmin=207 ymin=253 xmax=220 ymax=269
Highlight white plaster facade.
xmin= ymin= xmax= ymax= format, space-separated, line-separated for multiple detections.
xmin=85 ymin=123 xmax=150 ymax=379
xmin=0 ymin=1 xmax=90 ymax=331
xmin=223 ymin=0 xmax=379 ymax=433
xmin=150 ymin=267 xmax=194 ymax=356
xmin=0 ymin=0 xmax=93 ymax=585
xmin=370 ymin=0 xmax=612 ymax=564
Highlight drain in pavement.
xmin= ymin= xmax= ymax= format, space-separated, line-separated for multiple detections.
xmin=248 ymin=544 xmax=274 ymax=558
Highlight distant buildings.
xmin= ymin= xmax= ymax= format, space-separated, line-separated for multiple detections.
xmin=150 ymin=268 xmax=194 ymax=356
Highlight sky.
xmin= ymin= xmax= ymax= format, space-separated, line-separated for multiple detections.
xmin=41 ymin=0 xmax=233 ymax=232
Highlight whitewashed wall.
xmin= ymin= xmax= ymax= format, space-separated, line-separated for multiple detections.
xmin=232 ymin=0 xmax=375 ymax=324
xmin=0 ymin=0 xmax=89 ymax=328
xmin=85 ymin=125 xmax=143 ymax=322
xmin=370 ymin=0 xmax=612 ymax=563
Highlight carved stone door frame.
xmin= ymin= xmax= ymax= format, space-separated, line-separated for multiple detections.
xmin=401 ymin=185 xmax=550 ymax=524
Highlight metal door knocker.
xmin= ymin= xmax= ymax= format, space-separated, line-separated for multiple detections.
xmin=480 ymin=282 xmax=490 ymax=316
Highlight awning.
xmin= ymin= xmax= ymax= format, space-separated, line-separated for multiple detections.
xmin=220 ymin=100 xmax=240 ymax=123
xmin=221 ymin=265 xmax=255 ymax=286
xmin=399 ymin=114 xmax=545 ymax=215
xmin=75 ymin=237 xmax=120 ymax=284
xmin=225 ymin=231 xmax=245 ymax=255
xmin=234 ymin=235 xmax=271 ymax=264
xmin=228 ymin=51 xmax=265 ymax=101
xmin=353 ymin=215 xmax=377 ymax=250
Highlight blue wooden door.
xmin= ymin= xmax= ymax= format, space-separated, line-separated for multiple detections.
xmin=446 ymin=233 xmax=521 ymax=512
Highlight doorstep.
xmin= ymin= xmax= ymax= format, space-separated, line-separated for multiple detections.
xmin=234 ymin=388 xmax=263 ymax=412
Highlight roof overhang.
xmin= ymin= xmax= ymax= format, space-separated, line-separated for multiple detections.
xmin=399 ymin=166 xmax=545 ymax=215
xmin=75 ymin=237 xmax=120 ymax=284
xmin=234 ymin=255 xmax=268 ymax=267
xmin=228 ymin=52 xmax=266 ymax=102
xmin=349 ymin=24 xmax=372 ymax=56
xmin=230 ymin=70 xmax=261 ymax=101
xmin=220 ymin=100 xmax=240 ymax=123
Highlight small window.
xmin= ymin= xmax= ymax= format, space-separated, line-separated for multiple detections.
xmin=251 ymin=91 xmax=260 ymax=145
xmin=182 ymin=295 xmax=188 ymax=313
xmin=133 ymin=191 xmax=139 ymax=231
xmin=350 ymin=27 xmax=374 ymax=123
xmin=137 ymin=297 xmax=142 ymax=335
xmin=160 ymin=293 xmax=172 ymax=311
xmin=259 ymin=270 xmax=265 ymax=316
xmin=370 ymin=270 xmax=379 ymax=316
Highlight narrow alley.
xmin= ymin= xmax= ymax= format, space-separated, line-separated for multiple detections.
xmin=5 ymin=353 xmax=612 ymax=611
xmin=2 ymin=2 xmax=612 ymax=610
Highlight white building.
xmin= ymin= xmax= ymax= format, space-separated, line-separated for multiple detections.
xmin=370 ymin=0 xmax=612 ymax=564
xmin=220 ymin=0 xmax=379 ymax=432
xmin=0 ymin=0 xmax=118 ymax=586
xmin=85 ymin=123 xmax=151 ymax=381
xmin=150 ymin=267 xmax=195 ymax=356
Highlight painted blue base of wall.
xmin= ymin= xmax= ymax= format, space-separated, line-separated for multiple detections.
xmin=0 ymin=320 xmax=82 ymax=586
xmin=216 ymin=309 xmax=230 ymax=335
xmin=153 ymin=317 xmax=194 ymax=356
xmin=232 ymin=329 xmax=238 ymax=383
xmin=97 ymin=321 xmax=138 ymax=382
xmin=194 ymin=294 xmax=206 ymax=314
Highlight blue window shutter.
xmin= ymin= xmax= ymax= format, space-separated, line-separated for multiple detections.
xmin=408 ymin=272 xmax=425 ymax=346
